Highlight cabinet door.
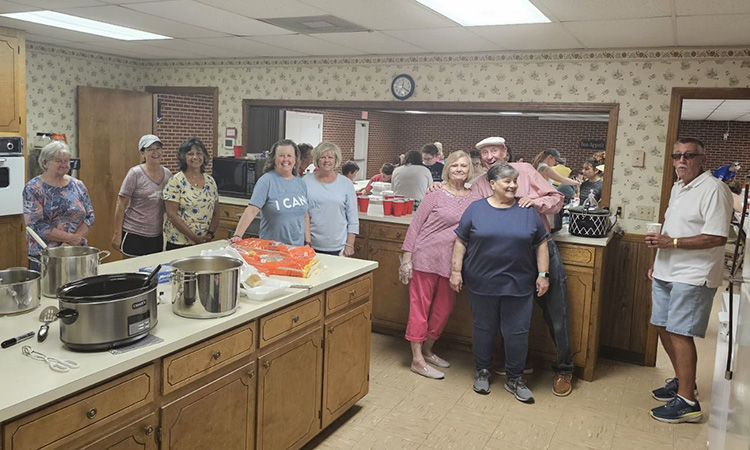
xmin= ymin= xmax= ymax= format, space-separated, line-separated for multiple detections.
xmin=160 ymin=362 xmax=256 ymax=450
xmin=368 ymin=239 xmax=410 ymax=330
xmin=352 ymin=234 xmax=368 ymax=260
xmin=257 ymin=327 xmax=322 ymax=450
xmin=322 ymin=302 xmax=371 ymax=428
xmin=216 ymin=220 xmax=238 ymax=240
xmin=0 ymin=34 xmax=21 ymax=133
xmin=0 ymin=215 xmax=26 ymax=269
xmin=75 ymin=413 xmax=158 ymax=450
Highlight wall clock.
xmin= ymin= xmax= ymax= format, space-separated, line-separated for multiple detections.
xmin=391 ymin=74 xmax=415 ymax=100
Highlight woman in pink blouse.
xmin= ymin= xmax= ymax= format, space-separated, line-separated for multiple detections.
xmin=400 ymin=151 xmax=479 ymax=379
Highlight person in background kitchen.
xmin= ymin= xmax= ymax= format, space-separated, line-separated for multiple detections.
xmin=391 ymin=150 xmax=433 ymax=201
xmin=470 ymin=150 xmax=486 ymax=179
xmin=421 ymin=143 xmax=444 ymax=182
xmin=231 ymin=139 xmax=309 ymax=246
xmin=297 ymin=143 xmax=314 ymax=176
xmin=111 ymin=134 xmax=172 ymax=257
xmin=400 ymin=151 xmax=479 ymax=380
xmin=163 ymin=137 xmax=219 ymax=250
xmin=450 ymin=163 xmax=549 ymax=400
xmin=23 ymin=141 xmax=95 ymax=271
xmin=341 ymin=160 xmax=360 ymax=183
xmin=434 ymin=141 xmax=445 ymax=162
xmin=712 ymin=161 xmax=741 ymax=183
xmin=472 ymin=137 xmax=573 ymax=397
xmin=556 ymin=169 xmax=583 ymax=205
xmin=726 ymin=179 xmax=745 ymax=213
xmin=303 ymin=142 xmax=358 ymax=256
xmin=646 ymin=137 xmax=733 ymax=423
xmin=580 ymin=158 xmax=604 ymax=203
xmin=363 ymin=163 xmax=394 ymax=195
xmin=531 ymin=148 xmax=581 ymax=190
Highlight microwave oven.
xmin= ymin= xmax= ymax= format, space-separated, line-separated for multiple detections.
xmin=212 ymin=157 xmax=266 ymax=198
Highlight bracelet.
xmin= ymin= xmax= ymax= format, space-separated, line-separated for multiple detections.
xmin=673 ymin=238 xmax=678 ymax=248
xmin=232 ymin=234 xmax=241 ymax=239
xmin=344 ymin=244 xmax=354 ymax=249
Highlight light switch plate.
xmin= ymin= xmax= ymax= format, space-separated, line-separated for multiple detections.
xmin=632 ymin=150 xmax=645 ymax=168
xmin=636 ymin=205 xmax=655 ymax=221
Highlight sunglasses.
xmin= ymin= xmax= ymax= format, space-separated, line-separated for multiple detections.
xmin=670 ymin=153 xmax=702 ymax=160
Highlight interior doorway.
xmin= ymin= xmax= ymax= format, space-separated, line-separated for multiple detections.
xmin=353 ymin=120 xmax=369 ymax=181
xmin=284 ymin=111 xmax=323 ymax=148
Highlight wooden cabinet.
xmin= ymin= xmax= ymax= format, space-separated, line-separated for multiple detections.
xmin=0 ymin=215 xmax=26 ymax=270
xmin=322 ymin=302 xmax=371 ymax=428
xmin=73 ymin=413 xmax=158 ymax=450
xmin=216 ymin=203 xmax=246 ymax=240
xmin=256 ymin=327 xmax=323 ymax=450
xmin=258 ymin=295 xmax=323 ymax=348
xmin=325 ymin=273 xmax=371 ymax=315
xmin=368 ymin=239 xmax=410 ymax=330
xmin=160 ymin=362 xmax=256 ymax=450
xmin=0 ymin=28 xmax=24 ymax=135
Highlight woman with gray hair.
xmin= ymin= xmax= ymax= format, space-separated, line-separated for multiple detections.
xmin=23 ymin=141 xmax=95 ymax=269
xmin=302 ymin=142 xmax=359 ymax=255
xmin=163 ymin=137 xmax=219 ymax=250
xmin=450 ymin=163 xmax=549 ymax=402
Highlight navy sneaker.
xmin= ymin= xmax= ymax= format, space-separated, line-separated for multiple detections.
xmin=651 ymin=378 xmax=699 ymax=402
xmin=650 ymin=396 xmax=702 ymax=423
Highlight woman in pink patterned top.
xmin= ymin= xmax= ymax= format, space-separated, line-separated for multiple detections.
xmin=400 ymin=151 xmax=480 ymax=379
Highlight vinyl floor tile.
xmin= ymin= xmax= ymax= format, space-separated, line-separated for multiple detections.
xmin=610 ymin=424 xmax=673 ymax=450
xmin=421 ymin=423 xmax=491 ymax=450
xmin=491 ymin=415 xmax=556 ymax=449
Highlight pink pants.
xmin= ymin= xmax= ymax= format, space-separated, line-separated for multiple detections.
xmin=405 ymin=270 xmax=456 ymax=342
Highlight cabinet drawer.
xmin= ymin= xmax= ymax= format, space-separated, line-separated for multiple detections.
xmin=161 ymin=323 xmax=256 ymax=395
xmin=358 ymin=220 xmax=369 ymax=238
xmin=218 ymin=203 xmax=246 ymax=222
xmin=557 ymin=243 xmax=595 ymax=268
xmin=326 ymin=274 xmax=372 ymax=315
xmin=3 ymin=364 xmax=155 ymax=450
xmin=368 ymin=224 xmax=408 ymax=243
xmin=259 ymin=295 xmax=323 ymax=348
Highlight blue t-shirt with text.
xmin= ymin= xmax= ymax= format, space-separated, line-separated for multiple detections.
xmin=250 ymin=171 xmax=309 ymax=246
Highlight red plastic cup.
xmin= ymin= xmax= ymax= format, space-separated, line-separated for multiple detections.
xmin=392 ymin=199 xmax=405 ymax=217
xmin=357 ymin=196 xmax=370 ymax=213
xmin=233 ymin=145 xmax=243 ymax=158
xmin=384 ymin=194 xmax=395 ymax=200
xmin=406 ymin=198 xmax=414 ymax=214
xmin=383 ymin=199 xmax=393 ymax=215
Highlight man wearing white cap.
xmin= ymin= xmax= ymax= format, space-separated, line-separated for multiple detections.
xmin=470 ymin=136 xmax=572 ymax=397
xmin=712 ymin=161 xmax=741 ymax=182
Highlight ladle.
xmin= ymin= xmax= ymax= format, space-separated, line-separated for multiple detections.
xmin=144 ymin=264 xmax=162 ymax=287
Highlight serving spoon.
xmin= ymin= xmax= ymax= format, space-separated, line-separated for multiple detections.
xmin=26 ymin=227 xmax=48 ymax=250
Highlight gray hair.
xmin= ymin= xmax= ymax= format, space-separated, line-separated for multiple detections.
xmin=486 ymin=162 xmax=519 ymax=182
xmin=312 ymin=142 xmax=342 ymax=169
xmin=39 ymin=141 xmax=72 ymax=171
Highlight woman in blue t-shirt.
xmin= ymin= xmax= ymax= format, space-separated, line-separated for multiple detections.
xmin=450 ymin=163 xmax=549 ymax=402
xmin=231 ymin=139 xmax=309 ymax=246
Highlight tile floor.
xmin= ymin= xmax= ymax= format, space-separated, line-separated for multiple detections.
xmin=306 ymin=292 xmax=723 ymax=450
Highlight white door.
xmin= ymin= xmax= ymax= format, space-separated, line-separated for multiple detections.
xmin=354 ymin=120 xmax=369 ymax=180
xmin=285 ymin=111 xmax=323 ymax=147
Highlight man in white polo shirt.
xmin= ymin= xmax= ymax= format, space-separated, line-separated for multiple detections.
xmin=646 ymin=137 xmax=733 ymax=423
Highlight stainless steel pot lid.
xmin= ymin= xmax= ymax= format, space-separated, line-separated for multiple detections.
xmin=43 ymin=246 xmax=101 ymax=257
xmin=57 ymin=273 xmax=156 ymax=302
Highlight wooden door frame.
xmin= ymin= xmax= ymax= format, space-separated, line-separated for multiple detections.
xmin=243 ymin=99 xmax=620 ymax=207
xmin=145 ymin=86 xmax=219 ymax=156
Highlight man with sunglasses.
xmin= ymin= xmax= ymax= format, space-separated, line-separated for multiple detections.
xmin=645 ymin=138 xmax=733 ymax=423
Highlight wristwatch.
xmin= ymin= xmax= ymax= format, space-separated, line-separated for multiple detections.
xmin=538 ymin=272 xmax=549 ymax=278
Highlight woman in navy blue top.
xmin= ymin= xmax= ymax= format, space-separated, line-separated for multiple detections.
xmin=450 ymin=163 xmax=549 ymax=402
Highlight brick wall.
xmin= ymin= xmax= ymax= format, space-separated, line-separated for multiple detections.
xmin=154 ymin=93 xmax=215 ymax=174
xmin=679 ymin=120 xmax=750 ymax=180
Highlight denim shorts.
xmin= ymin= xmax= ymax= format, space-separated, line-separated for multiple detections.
xmin=651 ymin=278 xmax=717 ymax=338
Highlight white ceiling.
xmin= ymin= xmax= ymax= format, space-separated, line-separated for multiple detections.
xmin=0 ymin=0 xmax=748 ymax=60
xmin=682 ymin=100 xmax=750 ymax=122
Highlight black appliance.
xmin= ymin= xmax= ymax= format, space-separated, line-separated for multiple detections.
xmin=211 ymin=157 xmax=265 ymax=198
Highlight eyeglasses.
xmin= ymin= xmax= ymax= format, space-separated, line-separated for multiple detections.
xmin=670 ymin=153 xmax=702 ymax=160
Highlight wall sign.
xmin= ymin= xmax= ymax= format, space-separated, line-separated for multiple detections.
xmin=580 ymin=139 xmax=606 ymax=150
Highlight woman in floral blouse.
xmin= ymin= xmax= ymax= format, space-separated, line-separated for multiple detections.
xmin=23 ymin=141 xmax=95 ymax=270
xmin=163 ymin=137 xmax=220 ymax=250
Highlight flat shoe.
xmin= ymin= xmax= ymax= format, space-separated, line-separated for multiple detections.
xmin=410 ymin=363 xmax=444 ymax=379
xmin=423 ymin=353 xmax=450 ymax=368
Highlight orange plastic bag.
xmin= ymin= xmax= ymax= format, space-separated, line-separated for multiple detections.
xmin=232 ymin=238 xmax=319 ymax=278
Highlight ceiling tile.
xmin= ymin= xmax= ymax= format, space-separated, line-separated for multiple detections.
xmin=250 ymin=34 xmax=365 ymax=56
xmin=675 ymin=0 xmax=750 ymax=16
xmin=314 ymin=31 xmax=427 ymax=55
xmin=142 ymin=38 xmax=260 ymax=58
xmin=564 ymin=17 xmax=674 ymax=48
xmin=0 ymin=0 xmax=40 ymax=13
xmin=534 ymin=0 xmax=672 ymax=21
xmin=186 ymin=37 xmax=304 ymax=57
xmin=384 ymin=28 xmax=500 ymax=53
xmin=471 ymin=23 xmax=582 ymax=50
xmin=56 ymin=5 xmax=228 ymax=38
xmin=677 ymin=14 xmax=750 ymax=46
xmin=194 ymin=0 xmax=328 ymax=19
xmin=10 ymin=0 xmax=105 ymax=7
xmin=296 ymin=0 xmax=455 ymax=30
xmin=81 ymin=39 xmax=203 ymax=58
xmin=125 ymin=0 xmax=292 ymax=36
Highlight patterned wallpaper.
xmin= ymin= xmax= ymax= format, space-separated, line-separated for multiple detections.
xmin=24 ymin=43 xmax=750 ymax=231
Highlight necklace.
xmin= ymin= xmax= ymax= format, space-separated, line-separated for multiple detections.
xmin=186 ymin=172 xmax=203 ymax=187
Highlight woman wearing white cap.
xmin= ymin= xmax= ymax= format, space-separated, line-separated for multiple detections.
xmin=111 ymin=134 xmax=172 ymax=257
xmin=580 ymin=158 xmax=604 ymax=202
xmin=530 ymin=149 xmax=580 ymax=189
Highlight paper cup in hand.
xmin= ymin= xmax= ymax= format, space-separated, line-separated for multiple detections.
xmin=646 ymin=223 xmax=662 ymax=234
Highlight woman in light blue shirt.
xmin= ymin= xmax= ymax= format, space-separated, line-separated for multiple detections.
xmin=303 ymin=142 xmax=359 ymax=256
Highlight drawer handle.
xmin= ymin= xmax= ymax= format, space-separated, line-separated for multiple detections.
xmin=263 ymin=361 xmax=271 ymax=369
xmin=145 ymin=425 xmax=154 ymax=436
xmin=292 ymin=315 xmax=300 ymax=323
xmin=328 ymin=327 xmax=334 ymax=334
xmin=396 ymin=231 xmax=402 ymax=239
xmin=349 ymin=289 xmax=356 ymax=298
xmin=247 ymin=370 xmax=255 ymax=379
xmin=212 ymin=351 xmax=221 ymax=360
xmin=86 ymin=407 xmax=97 ymax=420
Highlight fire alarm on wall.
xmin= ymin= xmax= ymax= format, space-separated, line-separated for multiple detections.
xmin=225 ymin=127 xmax=237 ymax=138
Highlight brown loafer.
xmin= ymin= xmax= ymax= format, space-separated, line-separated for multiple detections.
xmin=411 ymin=363 xmax=445 ymax=380
xmin=553 ymin=373 xmax=573 ymax=397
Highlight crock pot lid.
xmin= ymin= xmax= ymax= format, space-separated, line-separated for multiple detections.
xmin=57 ymin=273 xmax=156 ymax=302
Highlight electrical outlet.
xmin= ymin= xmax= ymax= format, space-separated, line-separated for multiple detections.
xmin=616 ymin=206 xmax=623 ymax=218
xmin=636 ymin=205 xmax=655 ymax=221
xmin=632 ymin=150 xmax=645 ymax=168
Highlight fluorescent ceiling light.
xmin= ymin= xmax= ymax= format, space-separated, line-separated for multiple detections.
xmin=416 ymin=0 xmax=550 ymax=26
xmin=499 ymin=111 xmax=523 ymax=115
xmin=1 ymin=11 xmax=171 ymax=40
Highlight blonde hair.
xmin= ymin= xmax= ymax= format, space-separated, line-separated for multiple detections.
xmin=311 ymin=142 xmax=342 ymax=169
xmin=441 ymin=151 xmax=473 ymax=182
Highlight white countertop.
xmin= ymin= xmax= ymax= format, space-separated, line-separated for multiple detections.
xmin=219 ymin=195 xmax=251 ymax=207
xmin=0 ymin=241 xmax=377 ymax=423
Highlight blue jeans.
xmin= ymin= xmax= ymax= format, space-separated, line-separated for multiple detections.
xmin=535 ymin=240 xmax=574 ymax=374
xmin=469 ymin=291 xmax=533 ymax=378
